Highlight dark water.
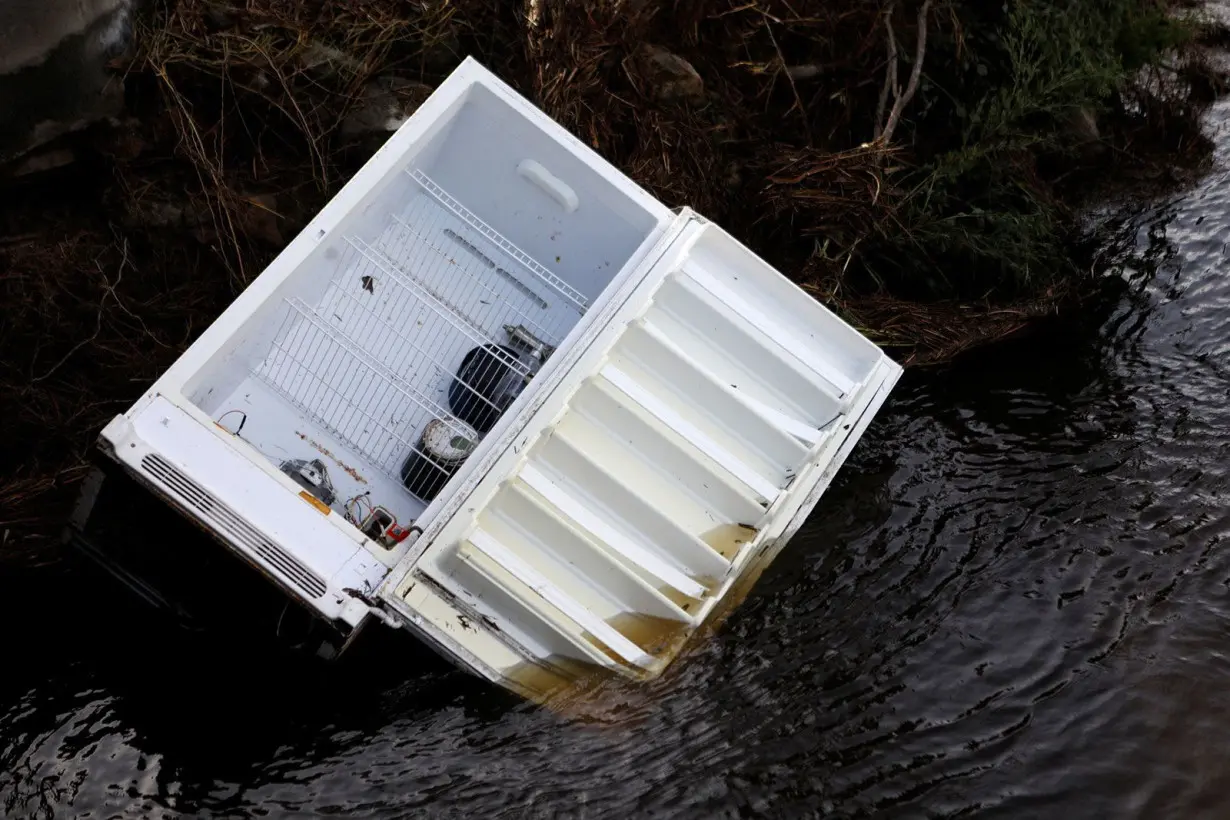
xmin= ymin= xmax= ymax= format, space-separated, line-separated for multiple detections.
xmin=5 ymin=104 xmax=1230 ymax=820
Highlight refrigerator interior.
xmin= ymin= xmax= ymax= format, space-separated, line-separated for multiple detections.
xmin=178 ymin=81 xmax=665 ymax=553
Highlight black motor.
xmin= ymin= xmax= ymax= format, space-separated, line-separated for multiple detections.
xmin=447 ymin=344 xmax=525 ymax=434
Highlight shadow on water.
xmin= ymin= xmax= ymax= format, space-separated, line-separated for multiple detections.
xmin=5 ymin=101 xmax=1230 ymax=820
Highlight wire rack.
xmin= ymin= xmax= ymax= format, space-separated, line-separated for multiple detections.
xmin=409 ymin=169 xmax=590 ymax=313
xmin=253 ymin=173 xmax=587 ymax=501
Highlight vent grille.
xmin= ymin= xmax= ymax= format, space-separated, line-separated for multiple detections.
xmin=140 ymin=453 xmax=328 ymax=599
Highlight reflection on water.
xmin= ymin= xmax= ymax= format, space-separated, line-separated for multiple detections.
xmin=5 ymin=105 xmax=1230 ymax=820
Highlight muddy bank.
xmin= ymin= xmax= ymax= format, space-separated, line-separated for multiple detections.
xmin=0 ymin=0 xmax=1223 ymax=550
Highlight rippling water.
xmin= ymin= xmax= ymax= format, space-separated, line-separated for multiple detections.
xmin=5 ymin=102 xmax=1230 ymax=820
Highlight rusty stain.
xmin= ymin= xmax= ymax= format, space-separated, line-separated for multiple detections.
xmin=606 ymin=612 xmax=692 ymax=657
xmin=295 ymin=431 xmax=368 ymax=484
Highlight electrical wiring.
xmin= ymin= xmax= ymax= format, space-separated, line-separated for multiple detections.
xmin=216 ymin=409 xmax=248 ymax=435
xmin=216 ymin=410 xmax=380 ymax=520
xmin=344 ymin=492 xmax=374 ymax=526
xmin=214 ymin=410 xmax=295 ymax=466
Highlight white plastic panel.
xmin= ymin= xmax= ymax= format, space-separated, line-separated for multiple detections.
xmin=532 ymin=431 xmax=730 ymax=580
xmin=681 ymin=228 xmax=883 ymax=396
xmin=480 ymin=484 xmax=689 ymax=623
xmin=568 ymin=379 xmax=767 ymax=524
xmin=647 ymin=276 xmax=847 ymax=426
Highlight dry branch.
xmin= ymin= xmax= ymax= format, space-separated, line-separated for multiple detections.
xmin=875 ymin=0 xmax=933 ymax=145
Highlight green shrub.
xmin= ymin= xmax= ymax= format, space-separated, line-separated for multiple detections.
xmin=857 ymin=0 xmax=1202 ymax=301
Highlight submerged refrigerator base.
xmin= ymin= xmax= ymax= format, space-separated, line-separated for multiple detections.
xmin=98 ymin=57 xmax=902 ymax=700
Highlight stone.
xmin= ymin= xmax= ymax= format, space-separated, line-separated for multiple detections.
xmin=0 ymin=0 xmax=132 ymax=163
xmin=10 ymin=147 xmax=76 ymax=177
xmin=124 ymin=199 xmax=187 ymax=229
xmin=0 ymin=0 xmax=128 ymax=75
xmin=636 ymin=45 xmax=705 ymax=105
xmin=299 ymin=41 xmax=361 ymax=80
xmin=341 ymin=76 xmax=433 ymax=139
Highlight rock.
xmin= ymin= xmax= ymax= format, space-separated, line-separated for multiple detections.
xmin=10 ymin=147 xmax=76 ymax=177
xmin=298 ymin=40 xmax=361 ymax=80
xmin=341 ymin=76 xmax=433 ymax=139
xmin=0 ymin=0 xmax=129 ymax=75
xmin=124 ymin=199 xmax=188 ymax=230
xmin=0 ymin=0 xmax=132 ymax=163
xmin=636 ymin=45 xmax=705 ymax=105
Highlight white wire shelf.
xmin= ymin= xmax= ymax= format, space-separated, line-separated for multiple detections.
xmin=253 ymin=306 xmax=410 ymax=479
xmin=253 ymin=299 xmax=467 ymax=481
xmin=250 ymin=173 xmax=586 ymax=500
xmin=344 ymin=235 xmax=532 ymax=380
xmin=409 ymin=169 xmax=590 ymax=313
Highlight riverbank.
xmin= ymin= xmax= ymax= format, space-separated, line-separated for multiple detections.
xmin=1 ymin=0 xmax=1225 ymax=550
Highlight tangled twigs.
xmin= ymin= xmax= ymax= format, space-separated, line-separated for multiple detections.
xmin=30 ymin=240 xmax=132 ymax=384
xmin=874 ymin=0 xmax=933 ymax=145
xmin=764 ymin=19 xmax=812 ymax=145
